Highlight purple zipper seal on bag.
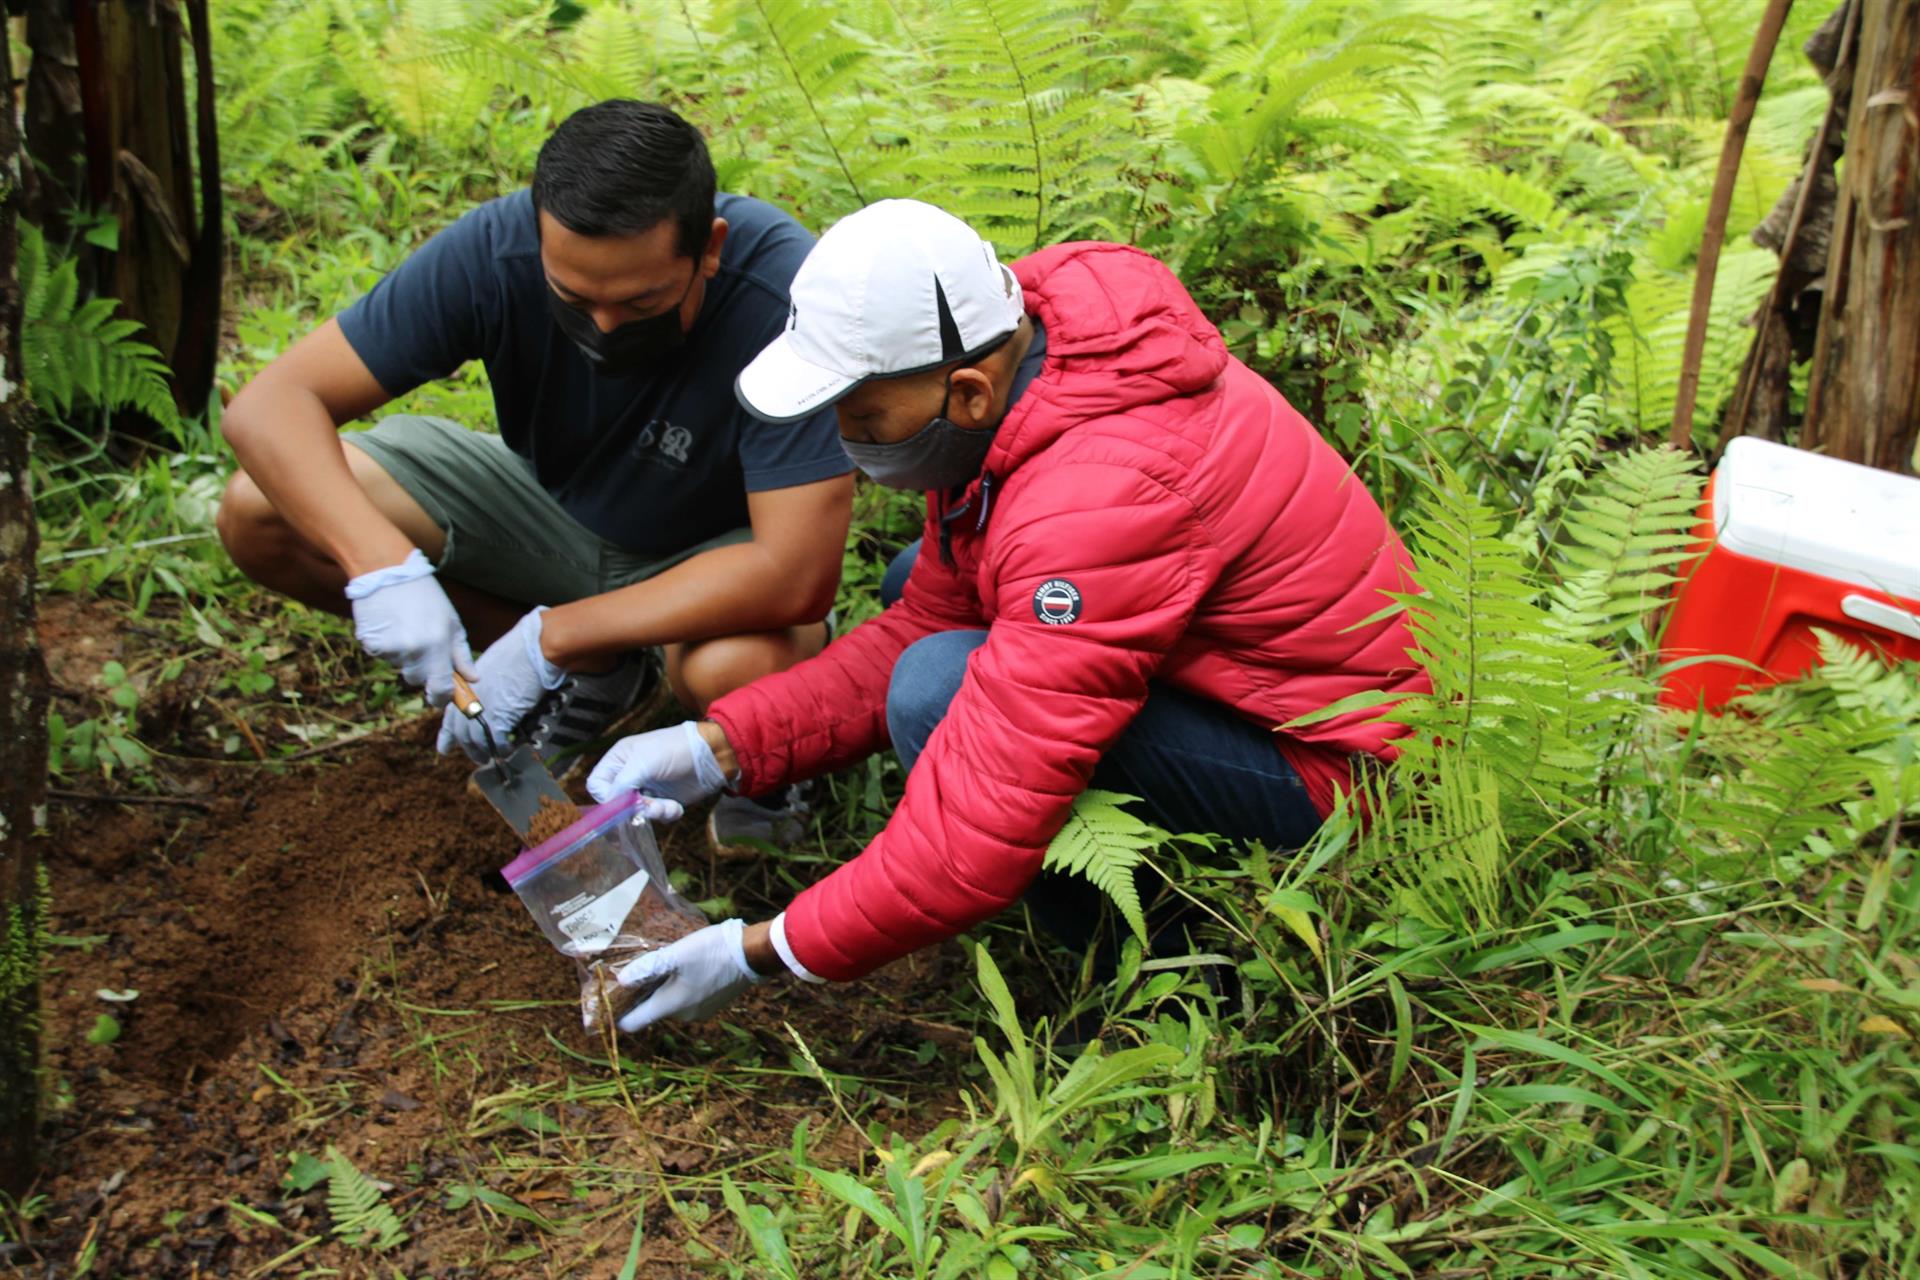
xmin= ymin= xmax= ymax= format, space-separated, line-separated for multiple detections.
xmin=501 ymin=791 xmax=643 ymax=889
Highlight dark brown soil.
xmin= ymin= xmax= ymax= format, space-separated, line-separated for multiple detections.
xmin=524 ymin=791 xmax=583 ymax=846
xmin=13 ymin=597 xmax=974 ymax=1279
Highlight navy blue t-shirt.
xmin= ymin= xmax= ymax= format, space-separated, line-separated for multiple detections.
xmin=338 ymin=190 xmax=851 ymax=554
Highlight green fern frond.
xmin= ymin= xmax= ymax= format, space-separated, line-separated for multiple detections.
xmin=1686 ymin=710 xmax=1894 ymax=873
xmin=1690 ymin=632 xmax=1920 ymax=863
xmin=1605 ymin=244 xmax=1774 ymax=436
xmin=1808 ymin=633 xmax=1920 ymax=837
xmin=1364 ymin=751 xmax=1507 ymax=932
xmin=212 ymin=0 xmax=354 ymax=182
xmin=419 ymin=30 xmax=620 ymax=115
xmin=1812 ymin=630 xmax=1920 ymax=727
xmin=1546 ymin=445 xmax=1703 ymax=641
xmin=1510 ymin=392 xmax=1605 ymax=550
xmin=19 ymin=226 xmax=179 ymax=431
xmin=325 ymin=1145 xmax=408 ymax=1252
xmin=1392 ymin=468 xmax=1640 ymax=838
xmin=705 ymin=0 xmax=914 ymax=221
xmin=926 ymin=0 xmax=1131 ymax=252
xmin=1044 ymin=790 xmax=1160 ymax=944
xmin=1416 ymin=164 xmax=1571 ymax=234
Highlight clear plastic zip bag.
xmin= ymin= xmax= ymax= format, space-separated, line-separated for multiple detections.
xmin=501 ymin=792 xmax=708 ymax=1032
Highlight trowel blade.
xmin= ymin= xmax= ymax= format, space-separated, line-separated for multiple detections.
xmin=472 ymin=746 xmax=572 ymax=842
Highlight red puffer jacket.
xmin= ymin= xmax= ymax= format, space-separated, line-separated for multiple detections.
xmin=708 ymin=242 xmax=1426 ymax=981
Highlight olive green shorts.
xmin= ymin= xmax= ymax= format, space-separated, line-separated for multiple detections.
xmin=348 ymin=415 xmax=752 ymax=606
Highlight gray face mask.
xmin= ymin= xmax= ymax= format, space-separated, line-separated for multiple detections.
xmin=840 ymin=375 xmax=997 ymax=491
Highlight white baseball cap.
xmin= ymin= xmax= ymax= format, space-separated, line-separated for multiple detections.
xmin=736 ymin=199 xmax=1026 ymax=423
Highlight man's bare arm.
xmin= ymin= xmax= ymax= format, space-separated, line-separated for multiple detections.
xmin=538 ymin=472 xmax=855 ymax=667
xmin=221 ymin=318 xmax=416 ymax=577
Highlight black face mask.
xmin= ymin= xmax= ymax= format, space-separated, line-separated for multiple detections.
xmin=840 ymin=373 xmax=999 ymax=492
xmin=547 ymin=266 xmax=697 ymax=377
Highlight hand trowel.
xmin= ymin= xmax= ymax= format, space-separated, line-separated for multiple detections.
xmin=450 ymin=673 xmax=574 ymax=842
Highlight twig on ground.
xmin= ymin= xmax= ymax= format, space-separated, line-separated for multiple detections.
xmin=47 ymin=787 xmax=213 ymax=812
xmin=213 ymin=697 xmax=269 ymax=761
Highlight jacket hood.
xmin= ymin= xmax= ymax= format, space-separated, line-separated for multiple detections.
xmin=987 ymin=242 xmax=1230 ymax=475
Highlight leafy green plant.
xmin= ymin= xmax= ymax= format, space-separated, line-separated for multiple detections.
xmin=717 ymin=944 xmax=1216 ymax=1278
xmin=0 ymin=1191 xmax=51 ymax=1250
xmin=19 ymin=226 xmax=178 ymax=432
xmin=323 ymin=1144 xmax=409 ymax=1252
xmin=46 ymin=662 xmax=151 ymax=781
xmin=1041 ymin=790 xmax=1164 ymax=945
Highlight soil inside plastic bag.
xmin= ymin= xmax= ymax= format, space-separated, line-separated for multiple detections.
xmin=578 ymin=885 xmax=704 ymax=1032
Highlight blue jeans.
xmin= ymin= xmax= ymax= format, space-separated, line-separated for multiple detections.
xmin=880 ymin=541 xmax=1322 ymax=956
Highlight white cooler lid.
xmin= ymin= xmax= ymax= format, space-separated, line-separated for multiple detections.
xmin=1715 ymin=437 xmax=1920 ymax=600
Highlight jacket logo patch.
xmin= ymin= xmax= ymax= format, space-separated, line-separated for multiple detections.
xmin=1033 ymin=579 xmax=1082 ymax=625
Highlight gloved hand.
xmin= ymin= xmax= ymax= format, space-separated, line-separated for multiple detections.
xmin=345 ymin=549 xmax=475 ymax=707
xmin=585 ymin=720 xmax=729 ymax=821
xmin=437 ymin=607 xmax=566 ymax=762
xmin=614 ymin=918 xmax=762 ymax=1031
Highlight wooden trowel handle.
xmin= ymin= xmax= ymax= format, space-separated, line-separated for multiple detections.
xmin=450 ymin=672 xmax=484 ymax=719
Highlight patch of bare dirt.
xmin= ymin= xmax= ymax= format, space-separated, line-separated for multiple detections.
xmin=15 ymin=597 xmax=973 ymax=1279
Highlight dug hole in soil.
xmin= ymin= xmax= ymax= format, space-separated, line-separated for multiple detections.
xmin=21 ymin=599 xmax=968 ymax=1279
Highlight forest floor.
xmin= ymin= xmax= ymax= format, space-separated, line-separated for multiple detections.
xmin=18 ymin=593 xmax=980 ymax=1279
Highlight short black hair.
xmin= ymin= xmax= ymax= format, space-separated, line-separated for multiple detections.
xmin=532 ymin=100 xmax=716 ymax=257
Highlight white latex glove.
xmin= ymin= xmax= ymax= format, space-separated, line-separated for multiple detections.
xmin=614 ymin=918 xmax=762 ymax=1031
xmin=345 ymin=549 xmax=476 ymax=707
xmin=585 ymin=720 xmax=729 ymax=821
xmin=437 ymin=607 xmax=566 ymax=761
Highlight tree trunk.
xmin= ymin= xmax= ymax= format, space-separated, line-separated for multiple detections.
xmin=25 ymin=0 xmax=222 ymax=427
xmin=0 ymin=19 xmax=52 ymax=1200
xmin=23 ymin=0 xmax=88 ymax=245
xmin=1802 ymin=0 xmax=1920 ymax=473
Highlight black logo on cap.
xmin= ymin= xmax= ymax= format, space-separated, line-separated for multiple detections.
xmin=1033 ymin=579 xmax=1082 ymax=625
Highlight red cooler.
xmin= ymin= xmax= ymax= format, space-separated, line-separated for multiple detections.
xmin=1659 ymin=437 xmax=1920 ymax=712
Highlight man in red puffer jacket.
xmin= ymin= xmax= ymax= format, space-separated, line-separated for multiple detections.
xmin=581 ymin=200 xmax=1427 ymax=1030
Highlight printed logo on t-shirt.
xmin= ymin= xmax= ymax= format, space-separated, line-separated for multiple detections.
xmin=1033 ymin=578 xmax=1082 ymax=625
xmin=634 ymin=419 xmax=692 ymax=468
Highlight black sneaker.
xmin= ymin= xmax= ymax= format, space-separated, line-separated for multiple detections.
xmin=522 ymin=651 xmax=663 ymax=780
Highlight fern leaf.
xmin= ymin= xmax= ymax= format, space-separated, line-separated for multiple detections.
xmin=922 ymin=0 xmax=1133 ymax=252
xmin=1687 ymin=711 xmax=1892 ymax=872
xmin=1416 ymin=164 xmax=1570 ymax=234
xmin=18 ymin=226 xmax=178 ymax=430
xmin=325 ymin=1145 xmax=409 ymax=1252
xmin=1044 ymin=790 xmax=1159 ymax=944
xmin=1605 ymin=246 xmax=1774 ymax=437
xmin=1510 ymin=392 xmax=1605 ymax=550
xmin=1546 ymin=445 xmax=1703 ymax=641
xmin=1363 ymin=751 xmax=1508 ymax=933
xmin=1812 ymin=630 xmax=1920 ymax=727
xmin=1391 ymin=466 xmax=1645 ymax=847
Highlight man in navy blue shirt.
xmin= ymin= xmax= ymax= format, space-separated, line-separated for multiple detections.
xmin=217 ymin=101 xmax=853 ymax=846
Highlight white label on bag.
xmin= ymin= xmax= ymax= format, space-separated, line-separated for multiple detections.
xmin=555 ymin=870 xmax=651 ymax=955
xmin=551 ymin=892 xmax=596 ymax=919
